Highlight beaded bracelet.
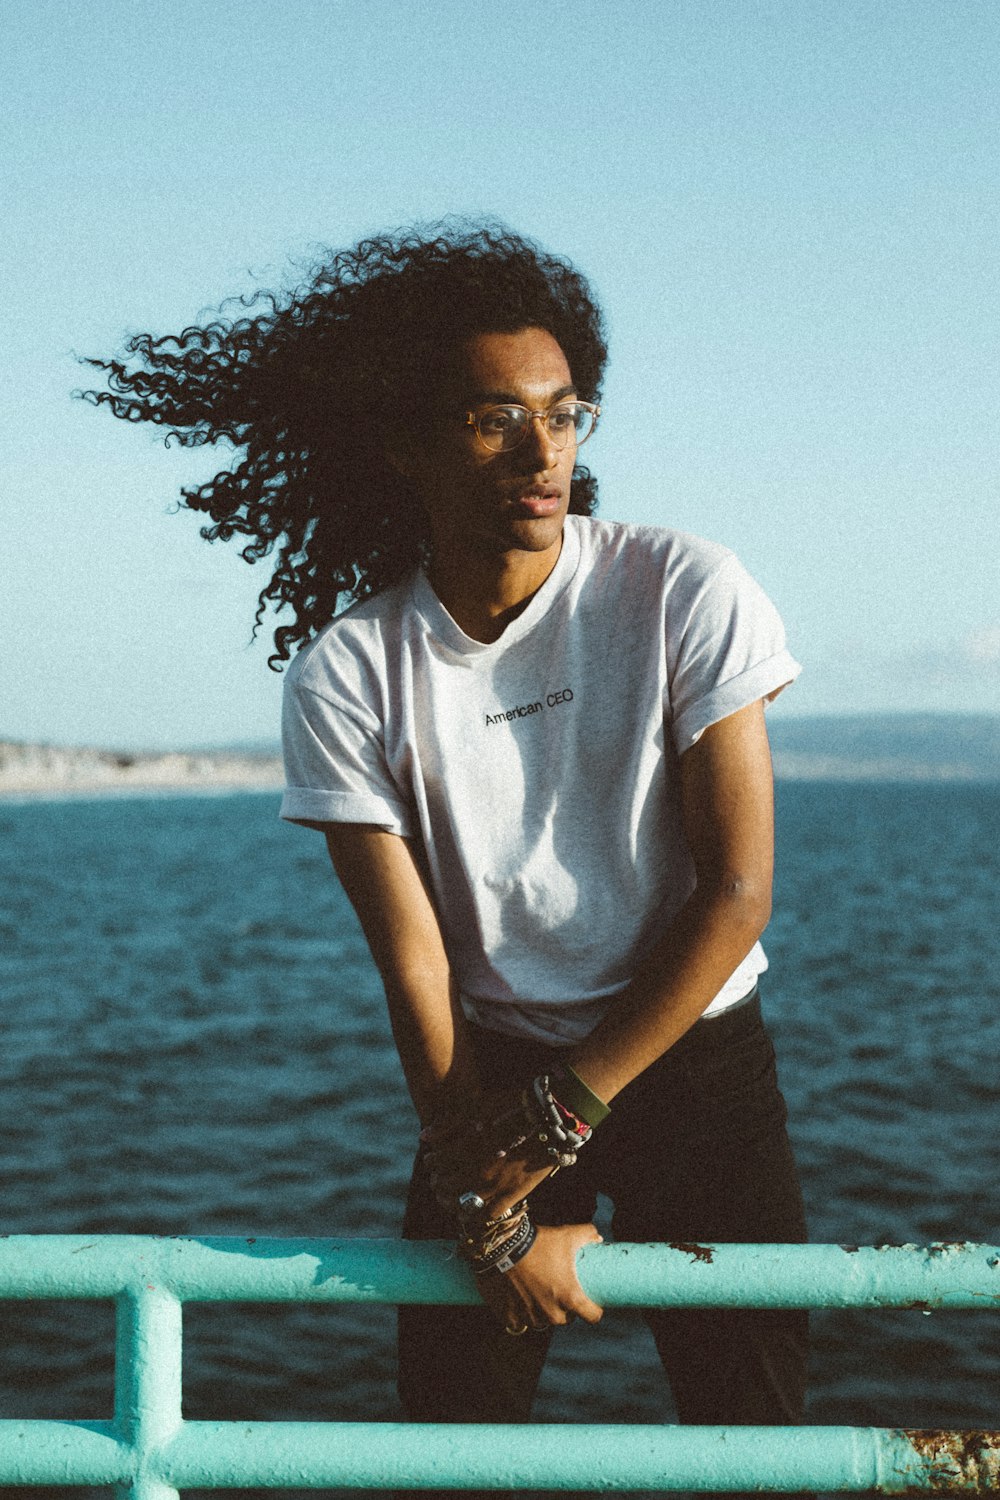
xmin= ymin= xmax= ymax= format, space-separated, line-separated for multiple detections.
xmin=488 ymin=1069 xmax=610 ymax=1176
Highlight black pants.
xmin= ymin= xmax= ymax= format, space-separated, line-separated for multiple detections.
xmin=399 ymin=992 xmax=808 ymax=1445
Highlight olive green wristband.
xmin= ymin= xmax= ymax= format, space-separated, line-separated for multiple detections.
xmin=554 ymin=1064 xmax=611 ymax=1128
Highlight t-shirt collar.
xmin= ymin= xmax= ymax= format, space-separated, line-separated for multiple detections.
xmin=412 ymin=515 xmax=583 ymax=657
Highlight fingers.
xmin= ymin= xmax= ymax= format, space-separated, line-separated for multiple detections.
xmin=427 ymin=1148 xmax=553 ymax=1216
xmin=478 ymin=1222 xmax=606 ymax=1329
xmin=422 ymin=1136 xmax=488 ymax=1207
xmin=570 ymin=1291 xmax=603 ymax=1324
xmin=562 ymin=1222 xmax=604 ymax=1323
xmin=541 ymin=1285 xmax=602 ymax=1325
xmin=478 ymin=1271 xmax=538 ymax=1334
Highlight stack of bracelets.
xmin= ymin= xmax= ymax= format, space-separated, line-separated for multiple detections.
xmin=457 ymin=1195 xmax=536 ymax=1276
xmin=456 ymin=1064 xmax=610 ymax=1278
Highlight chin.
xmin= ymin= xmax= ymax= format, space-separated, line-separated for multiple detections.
xmin=504 ymin=514 xmax=566 ymax=551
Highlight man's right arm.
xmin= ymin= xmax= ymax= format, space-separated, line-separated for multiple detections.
xmin=323 ymin=823 xmax=479 ymax=1126
xmin=322 ymin=821 xmax=603 ymax=1332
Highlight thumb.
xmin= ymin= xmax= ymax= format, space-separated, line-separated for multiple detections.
xmin=568 ymin=1223 xmax=605 ymax=1323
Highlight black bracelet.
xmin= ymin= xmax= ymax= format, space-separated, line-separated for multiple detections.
xmin=476 ymin=1218 xmax=538 ymax=1277
xmin=467 ymin=1212 xmax=533 ymax=1270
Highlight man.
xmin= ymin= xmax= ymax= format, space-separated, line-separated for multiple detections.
xmin=277 ymin=237 xmax=808 ymax=1429
xmin=85 ymin=221 xmax=807 ymax=1436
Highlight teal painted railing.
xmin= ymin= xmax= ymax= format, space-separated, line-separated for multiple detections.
xmin=0 ymin=1236 xmax=998 ymax=1495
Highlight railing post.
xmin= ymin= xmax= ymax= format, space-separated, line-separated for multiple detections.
xmin=114 ymin=1283 xmax=183 ymax=1500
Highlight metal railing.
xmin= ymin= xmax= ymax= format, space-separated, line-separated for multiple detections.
xmin=0 ymin=1235 xmax=997 ymax=1495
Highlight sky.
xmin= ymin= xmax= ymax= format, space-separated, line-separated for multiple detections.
xmin=3 ymin=0 xmax=998 ymax=749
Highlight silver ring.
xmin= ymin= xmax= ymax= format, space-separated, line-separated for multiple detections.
xmin=504 ymin=1322 xmax=529 ymax=1336
xmin=457 ymin=1191 xmax=486 ymax=1216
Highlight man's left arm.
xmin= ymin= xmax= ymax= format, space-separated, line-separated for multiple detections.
xmin=567 ymin=696 xmax=774 ymax=1101
xmin=430 ymin=696 xmax=775 ymax=1201
xmin=424 ymin=696 xmax=775 ymax=1328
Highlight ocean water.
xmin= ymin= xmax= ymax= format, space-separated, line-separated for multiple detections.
xmin=0 ymin=782 xmax=997 ymax=1495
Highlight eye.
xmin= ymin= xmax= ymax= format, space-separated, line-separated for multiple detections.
xmin=479 ymin=408 xmax=518 ymax=436
xmin=547 ymin=403 xmax=579 ymax=432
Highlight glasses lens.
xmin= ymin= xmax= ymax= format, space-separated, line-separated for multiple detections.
xmin=473 ymin=402 xmax=597 ymax=452
xmin=546 ymin=402 xmax=596 ymax=448
xmin=476 ymin=406 xmax=528 ymax=453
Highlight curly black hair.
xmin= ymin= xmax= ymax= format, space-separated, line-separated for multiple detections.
xmin=79 ymin=220 xmax=609 ymax=668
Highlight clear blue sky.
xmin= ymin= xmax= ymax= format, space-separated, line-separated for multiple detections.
xmin=3 ymin=0 xmax=997 ymax=748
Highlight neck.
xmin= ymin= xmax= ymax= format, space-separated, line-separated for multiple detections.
xmin=428 ymin=533 xmax=564 ymax=644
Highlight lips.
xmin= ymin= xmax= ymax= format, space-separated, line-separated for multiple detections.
xmin=512 ymin=486 xmax=562 ymax=517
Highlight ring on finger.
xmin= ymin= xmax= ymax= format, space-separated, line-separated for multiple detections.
xmin=504 ymin=1322 xmax=529 ymax=1336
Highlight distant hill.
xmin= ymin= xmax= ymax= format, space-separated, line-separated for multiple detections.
xmin=768 ymin=713 xmax=999 ymax=782
xmin=1 ymin=714 xmax=997 ymax=796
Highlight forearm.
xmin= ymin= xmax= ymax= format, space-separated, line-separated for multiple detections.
xmin=322 ymin=824 xmax=482 ymax=1129
xmin=382 ymin=967 xmax=481 ymax=1127
xmin=567 ymin=877 xmax=770 ymax=1103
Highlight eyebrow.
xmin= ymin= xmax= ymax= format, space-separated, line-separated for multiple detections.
xmin=470 ymin=382 xmax=577 ymax=407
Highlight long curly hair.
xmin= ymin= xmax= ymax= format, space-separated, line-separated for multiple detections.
xmin=79 ymin=221 xmax=609 ymax=668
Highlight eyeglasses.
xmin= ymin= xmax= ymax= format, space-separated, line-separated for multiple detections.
xmin=463 ymin=399 xmax=600 ymax=455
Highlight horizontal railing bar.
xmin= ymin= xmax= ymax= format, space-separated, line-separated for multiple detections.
xmin=1 ymin=1421 xmax=997 ymax=1491
xmin=165 ymin=1422 xmax=1000 ymax=1491
xmin=0 ymin=1236 xmax=995 ymax=1308
xmin=0 ymin=1421 xmax=128 ymax=1486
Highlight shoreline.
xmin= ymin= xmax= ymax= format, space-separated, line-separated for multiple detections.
xmin=0 ymin=742 xmax=284 ymax=801
xmin=2 ymin=732 xmax=997 ymax=801
xmin=0 ymin=780 xmax=284 ymax=804
xmin=1 ymin=762 xmax=995 ymax=804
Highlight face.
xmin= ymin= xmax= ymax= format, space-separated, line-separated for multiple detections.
xmin=400 ymin=326 xmax=578 ymax=563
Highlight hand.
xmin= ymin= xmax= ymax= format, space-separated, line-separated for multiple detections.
xmin=476 ymin=1222 xmax=604 ymax=1333
xmin=419 ymin=1097 xmax=491 ymax=1206
xmin=421 ymin=1091 xmax=552 ymax=1216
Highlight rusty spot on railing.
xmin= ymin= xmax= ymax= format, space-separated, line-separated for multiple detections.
xmin=668 ymin=1242 xmax=714 ymax=1264
xmin=900 ymin=1430 xmax=1000 ymax=1491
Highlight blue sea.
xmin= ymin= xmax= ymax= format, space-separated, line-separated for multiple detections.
xmin=0 ymin=782 xmax=998 ymax=1496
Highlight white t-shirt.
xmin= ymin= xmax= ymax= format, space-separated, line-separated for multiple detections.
xmin=281 ymin=515 xmax=800 ymax=1045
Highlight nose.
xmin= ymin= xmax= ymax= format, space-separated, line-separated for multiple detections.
xmin=522 ymin=412 xmax=560 ymax=471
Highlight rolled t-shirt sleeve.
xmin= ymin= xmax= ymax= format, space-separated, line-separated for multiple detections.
xmin=280 ymin=675 xmax=414 ymax=834
xmin=666 ymin=552 xmax=801 ymax=753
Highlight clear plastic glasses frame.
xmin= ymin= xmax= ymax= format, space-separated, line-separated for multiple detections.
xmin=463 ymin=399 xmax=600 ymax=454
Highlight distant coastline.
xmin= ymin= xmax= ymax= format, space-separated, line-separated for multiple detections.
xmin=1 ymin=714 xmax=997 ymax=798
xmin=0 ymin=742 xmax=284 ymax=799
